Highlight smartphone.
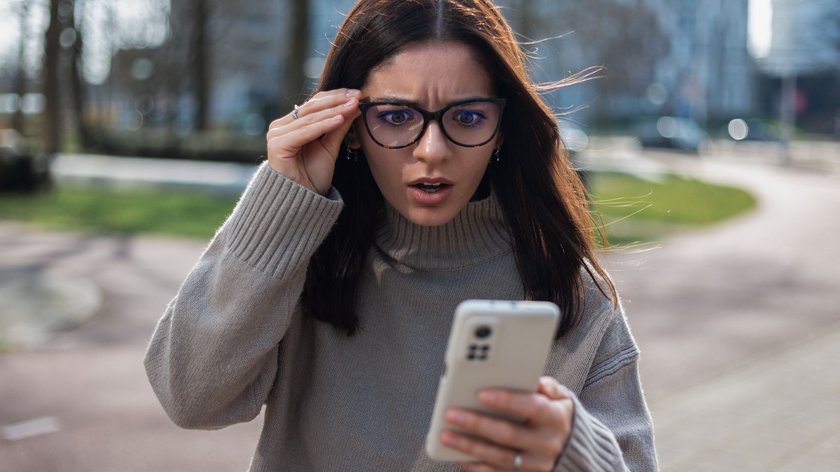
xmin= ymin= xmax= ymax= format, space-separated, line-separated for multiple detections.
xmin=425 ymin=299 xmax=560 ymax=462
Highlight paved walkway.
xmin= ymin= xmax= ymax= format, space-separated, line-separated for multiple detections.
xmin=1 ymin=149 xmax=839 ymax=470
xmin=0 ymin=225 xmax=262 ymax=471
xmin=52 ymin=153 xmax=259 ymax=194
xmin=581 ymin=145 xmax=840 ymax=469
xmin=598 ymin=152 xmax=840 ymax=470
xmin=652 ymin=326 xmax=840 ymax=471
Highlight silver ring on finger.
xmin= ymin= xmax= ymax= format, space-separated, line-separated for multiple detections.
xmin=292 ymin=104 xmax=301 ymax=120
xmin=513 ymin=452 xmax=523 ymax=469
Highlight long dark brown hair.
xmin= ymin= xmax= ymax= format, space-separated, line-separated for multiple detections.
xmin=302 ymin=0 xmax=616 ymax=338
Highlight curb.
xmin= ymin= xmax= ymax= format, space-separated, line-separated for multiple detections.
xmin=0 ymin=267 xmax=102 ymax=350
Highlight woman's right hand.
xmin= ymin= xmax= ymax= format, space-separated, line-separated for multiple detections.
xmin=266 ymin=89 xmax=362 ymax=195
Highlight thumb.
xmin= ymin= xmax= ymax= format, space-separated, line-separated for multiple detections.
xmin=538 ymin=376 xmax=570 ymax=400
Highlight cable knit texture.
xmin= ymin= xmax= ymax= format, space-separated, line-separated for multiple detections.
xmin=144 ymin=162 xmax=658 ymax=471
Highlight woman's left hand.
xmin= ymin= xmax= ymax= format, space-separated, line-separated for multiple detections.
xmin=441 ymin=376 xmax=575 ymax=472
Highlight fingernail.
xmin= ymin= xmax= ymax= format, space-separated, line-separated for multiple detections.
xmin=343 ymin=99 xmax=357 ymax=107
xmin=346 ymin=89 xmax=361 ymax=97
xmin=445 ymin=410 xmax=466 ymax=424
xmin=479 ymin=390 xmax=498 ymax=404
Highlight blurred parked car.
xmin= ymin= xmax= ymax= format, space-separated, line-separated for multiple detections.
xmin=632 ymin=116 xmax=708 ymax=153
xmin=0 ymin=129 xmax=50 ymax=192
xmin=725 ymin=118 xmax=781 ymax=142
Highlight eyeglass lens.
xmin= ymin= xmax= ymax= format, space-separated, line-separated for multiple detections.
xmin=364 ymin=101 xmax=503 ymax=148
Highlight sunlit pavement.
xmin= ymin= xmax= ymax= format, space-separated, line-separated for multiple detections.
xmin=597 ymin=153 xmax=840 ymax=470
xmin=52 ymin=153 xmax=259 ymax=194
xmin=1 ymin=146 xmax=839 ymax=471
xmin=0 ymin=226 xmax=262 ymax=471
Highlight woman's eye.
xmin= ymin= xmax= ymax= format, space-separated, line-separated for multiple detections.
xmin=454 ymin=111 xmax=485 ymax=126
xmin=380 ymin=110 xmax=413 ymax=126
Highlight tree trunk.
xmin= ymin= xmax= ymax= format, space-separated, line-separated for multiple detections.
xmin=192 ymin=0 xmax=210 ymax=131
xmin=12 ymin=1 xmax=29 ymax=134
xmin=68 ymin=0 xmax=92 ymax=149
xmin=42 ymin=0 xmax=62 ymax=153
xmin=283 ymin=0 xmax=310 ymax=110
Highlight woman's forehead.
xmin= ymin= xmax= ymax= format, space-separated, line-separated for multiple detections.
xmin=364 ymin=41 xmax=495 ymax=105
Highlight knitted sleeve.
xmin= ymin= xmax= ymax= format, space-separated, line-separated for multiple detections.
xmin=143 ymin=163 xmax=344 ymax=430
xmin=553 ymin=307 xmax=658 ymax=471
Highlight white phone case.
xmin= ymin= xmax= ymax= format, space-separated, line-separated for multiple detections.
xmin=425 ymin=299 xmax=560 ymax=462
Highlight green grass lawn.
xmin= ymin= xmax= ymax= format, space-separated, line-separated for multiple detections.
xmin=0 ymin=185 xmax=238 ymax=239
xmin=0 ymin=172 xmax=757 ymax=244
xmin=589 ymin=172 xmax=757 ymax=245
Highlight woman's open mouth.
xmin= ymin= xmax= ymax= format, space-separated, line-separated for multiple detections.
xmin=408 ymin=179 xmax=454 ymax=205
xmin=413 ymin=182 xmax=449 ymax=193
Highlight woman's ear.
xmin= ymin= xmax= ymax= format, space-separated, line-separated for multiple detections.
xmin=495 ymin=131 xmax=504 ymax=148
xmin=345 ymin=123 xmax=362 ymax=149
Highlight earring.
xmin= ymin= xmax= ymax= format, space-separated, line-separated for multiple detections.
xmin=492 ymin=146 xmax=502 ymax=163
xmin=346 ymin=144 xmax=359 ymax=163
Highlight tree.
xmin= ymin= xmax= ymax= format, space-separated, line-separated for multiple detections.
xmin=555 ymin=0 xmax=667 ymax=98
xmin=41 ymin=0 xmax=92 ymax=152
xmin=42 ymin=0 xmax=63 ymax=153
xmin=282 ymin=0 xmax=311 ymax=110
xmin=190 ymin=0 xmax=211 ymax=131
xmin=12 ymin=0 xmax=30 ymax=135
xmin=496 ymin=0 xmax=668 ymax=120
xmin=67 ymin=0 xmax=92 ymax=148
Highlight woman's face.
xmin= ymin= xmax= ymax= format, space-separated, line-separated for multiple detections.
xmin=351 ymin=41 xmax=500 ymax=227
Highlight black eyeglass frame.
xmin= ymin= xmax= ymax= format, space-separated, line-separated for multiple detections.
xmin=358 ymin=98 xmax=507 ymax=149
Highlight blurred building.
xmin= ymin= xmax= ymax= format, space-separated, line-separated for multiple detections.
xmin=89 ymin=0 xmax=764 ymax=135
xmin=495 ymin=0 xmax=755 ymax=124
xmin=755 ymin=0 xmax=840 ymax=134
xmin=650 ymin=0 xmax=754 ymax=123
xmin=759 ymin=0 xmax=840 ymax=77
xmin=215 ymin=0 xmax=759 ymax=128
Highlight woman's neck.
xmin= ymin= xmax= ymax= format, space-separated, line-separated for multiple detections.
xmin=374 ymin=194 xmax=512 ymax=271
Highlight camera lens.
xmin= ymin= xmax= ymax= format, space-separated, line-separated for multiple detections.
xmin=474 ymin=326 xmax=492 ymax=339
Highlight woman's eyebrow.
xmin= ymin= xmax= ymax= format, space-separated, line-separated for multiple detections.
xmin=372 ymin=96 xmax=496 ymax=108
xmin=373 ymin=96 xmax=418 ymax=106
xmin=449 ymin=95 xmax=496 ymax=103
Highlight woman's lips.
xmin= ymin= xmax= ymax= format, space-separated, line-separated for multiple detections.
xmin=408 ymin=177 xmax=453 ymax=186
xmin=408 ymin=181 xmax=453 ymax=206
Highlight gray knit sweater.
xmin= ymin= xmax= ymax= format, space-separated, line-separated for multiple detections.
xmin=144 ymin=163 xmax=657 ymax=471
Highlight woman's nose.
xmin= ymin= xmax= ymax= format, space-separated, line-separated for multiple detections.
xmin=413 ymin=122 xmax=451 ymax=163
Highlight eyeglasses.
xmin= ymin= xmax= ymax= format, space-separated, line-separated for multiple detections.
xmin=358 ymin=98 xmax=506 ymax=149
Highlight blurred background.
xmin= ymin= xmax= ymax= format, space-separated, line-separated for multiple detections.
xmin=0 ymin=0 xmax=838 ymax=167
xmin=1 ymin=1 xmax=839 ymax=471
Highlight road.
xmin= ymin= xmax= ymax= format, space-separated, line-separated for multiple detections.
xmin=1 ymin=151 xmax=839 ymax=471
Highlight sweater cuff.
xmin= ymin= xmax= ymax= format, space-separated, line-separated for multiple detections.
xmin=554 ymin=390 xmax=625 ymax=472
xmin=223 ymin=162 xmax=344 ymax=276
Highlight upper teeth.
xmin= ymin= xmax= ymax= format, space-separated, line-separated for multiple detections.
xmin=421 ymin=183 xmax=442 ymax=187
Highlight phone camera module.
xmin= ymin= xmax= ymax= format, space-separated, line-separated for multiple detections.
xmin=474 ymin=326 xmax=492 ymax=339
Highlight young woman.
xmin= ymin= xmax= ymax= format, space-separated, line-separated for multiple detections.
xmin=144 ymin=0 xmax=657 ymax=470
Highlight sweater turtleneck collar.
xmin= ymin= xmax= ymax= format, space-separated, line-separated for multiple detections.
xmin=373 ymin=194 xmax=513 ymax=271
